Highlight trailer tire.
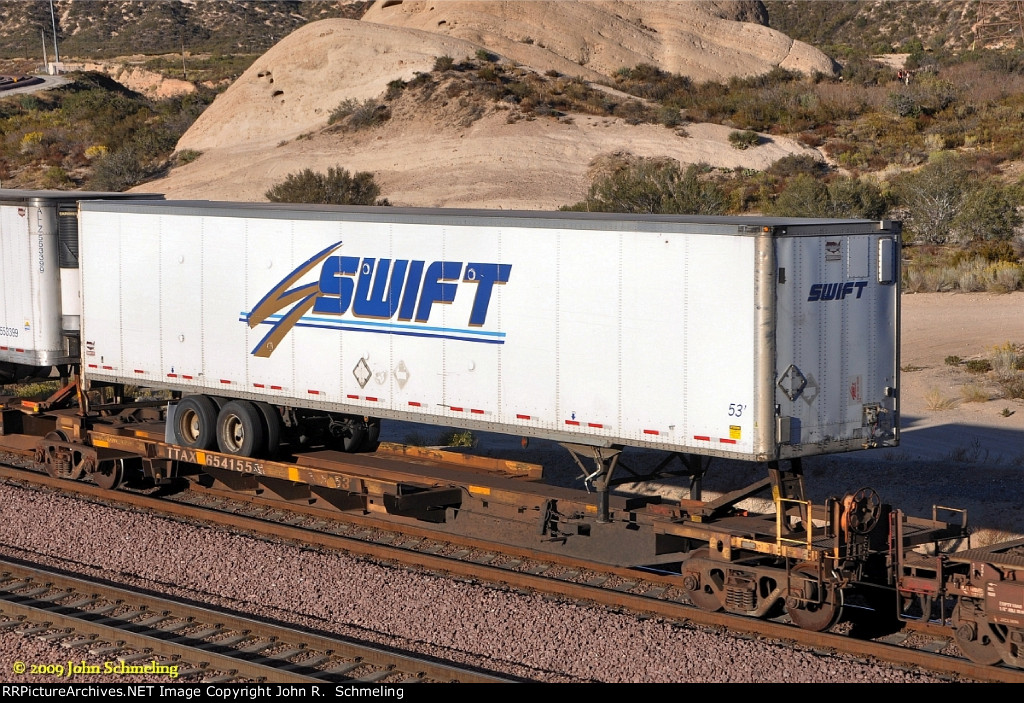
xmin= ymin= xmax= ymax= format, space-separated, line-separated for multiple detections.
xmin=254 ymin=401 xmax=282 ymax=458
xmin=216 ymin=400 xmax=266 ymax=458
xmin=174 ymin=395 xmax=218 ymax=450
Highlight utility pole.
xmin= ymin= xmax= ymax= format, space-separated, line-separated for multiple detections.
xmin=41 ymin=29 xmax=47 ymax=72
xmin=48 ymin=0 xmax=60 ymax=73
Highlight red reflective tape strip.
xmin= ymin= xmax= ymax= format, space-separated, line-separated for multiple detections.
xmin=471 ymin=408 xmax=484 ymax=414
xmin=253 ymin=383 xmax=265 ymax=388
xmin=643 ymin=429 xmax=659 ymax=435
xmin=408 ymin=401 xmax=422 ymax=407
xmin=516 ymin=414 xmax=531 ymax=420
xmin=102 ymin=365 xmax=113 ymax=370
xmin=167 ymin=373 xmax=178 ymax=378
xmin=88 ymin=364 xmax=98 ymax=368
xmin=450 ymin=406 xmax=464 ymax=412
xmin=719 ymin=438 xmax=737 ymax=444
xmin=346 ymin=394 xmax=359 ymax=400
xmin=694 ymin=435 xmax=710 ymax=441
xmin=220 ymin=379 xmax=231 ymax=384
xmin=134 ymin=369 xmax=145 ymax=374
xmin=366 ymin=397 xmax=378 ymax=402
xmin=14 ymin=348 xmax=23 ymax=353
xmin=0 ymin=346 xmax=7 ymax=350
xmin=270 ymin=385 xmax=282 ymax=390
xmin=587 ymin=422 xmax=603 ymax=428
xmin=565 ymin=420 xmax=580 ymax=426
xmin=308 ymin=390 xmax=321 ymax=395
xmin=182 ymin=375 xmax=193 ymax=380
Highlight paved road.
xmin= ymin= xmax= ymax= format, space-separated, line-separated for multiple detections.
xmin=0 ymin=74 xmax=70 ymax=96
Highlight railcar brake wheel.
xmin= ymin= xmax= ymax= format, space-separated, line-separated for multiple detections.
xmin=786 ymin=563 xmax=844 ymax=632
xmin=91 ymin=458 xmax=124 ymax=490
xmin=682 ymin=548 xmax=724 ymax=612
xmin=953 ymin=611 xmax=1005 ymax=666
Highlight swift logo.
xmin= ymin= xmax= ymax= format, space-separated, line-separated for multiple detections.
xmin=807 ymin=281 xmax=867 ymax=302
xmin=243 ymin=241 xmax=512 ymax=357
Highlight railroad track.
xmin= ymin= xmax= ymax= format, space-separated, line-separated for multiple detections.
xmin=1 ymin=462 xmax=1021 ymax=684
xmin=0 ymin=552 xmax=515 ymax=684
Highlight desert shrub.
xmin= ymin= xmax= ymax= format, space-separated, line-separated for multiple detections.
xmin=965 ymin=359 xmax=992 ymax=374
xmin=767 ymin=154 xmax=828 ymax=178
xmin=960 ymin=384 xmax=991 ymax=403
xmin=175 ymin=149 xmax=201 ymax=165
xmin=952 ymin=180 xmax=1022 ymax=243
xmin=768 ymin=174 xmax=888 ymax=218
xmin=945 ymin=355 xmax=962 ymax=366
xmin=265 ymin=166 xmax=389 ymax=206
xmin=728 ymin=130 xmax=760 ymax=149
xmin=433 ymin=55 xmax=454 ymax=72
xmin=475 ymin=49 xmax=496 ymax=63
xmin=562 ymin=159 xmax=726 ymax=215
xmin=924 ymin=388 xmax=959 ymax=410
xmin=328 ymin=98 xmax=390 ymax=129
xmin=891 ymin=153 xmax=969 ymax=244
xmin=992 ymin=343 xmax=1023 ymax=377
xmin=999 ymin=375 xmax=1024 ymax=399
xmin=440 ymin=429 xmax=475 ymax=447
xmin=88 ymin=146 xmax=152 ymax=191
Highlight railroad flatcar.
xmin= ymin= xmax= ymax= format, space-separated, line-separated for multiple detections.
xmin=0 ymin=188 xmax=1015 ymax=669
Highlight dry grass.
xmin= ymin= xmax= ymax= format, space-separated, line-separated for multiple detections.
xmin=924 ymin=388 xmax=960 ymax=410
xmin=960 ymin=384 xmax=992 ymax=403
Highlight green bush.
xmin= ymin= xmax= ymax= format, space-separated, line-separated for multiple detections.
xmin=433 ymin=55 xmax=455 ymax=72
xmin=562 ymin=159 xmax=726 ymax=215
xmin=728 ymin=130 xmax=761 ymax=149
xmin=965 ymin=359 xmax=993 ymax=374
xmin=265 ymin=166 xmax=389 ymax=206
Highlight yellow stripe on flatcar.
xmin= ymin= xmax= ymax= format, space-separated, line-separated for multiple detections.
xmin=468 ymin=485 xmax=490 ymax=496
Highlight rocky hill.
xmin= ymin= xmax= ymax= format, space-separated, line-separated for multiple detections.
xmin=148 ymin=0 xmax=832 ymax=207
xmin=0 ymin=0 xmax=369 ymax=59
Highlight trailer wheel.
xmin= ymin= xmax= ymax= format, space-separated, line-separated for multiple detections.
xmin=254 ymin=401 xmax=282 ymax=458
xmin=362 ymin=417 xmax=381 ymax=452
xmin=216 ymin=400 xmax=266 ymax=458
xmin=174 ymin=395 xmax=218 ymax=450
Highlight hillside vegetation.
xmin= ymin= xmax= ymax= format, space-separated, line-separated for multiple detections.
xmin=0 ymin=1 xmax=1022 ymax=292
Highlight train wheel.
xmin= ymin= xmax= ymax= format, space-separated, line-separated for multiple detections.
xmin=174 ymin=395 xmax=219 ymax=450
xmin=91 ymin=458 xmax=124 ymax=490
xmin=41 ymin=430 xmax=75 ymax=480
xmin=953 ymin=611 xmax=1005 ymax=666
xmin=216 ymin=400 xmax=266 ymax=457
xmin=682 ymin=548 xmax=724 ymax=612
xmin=786 ymin=563 xmax=844 ymax=632
xmin=254 ymin=401 xmax=282 ymax=458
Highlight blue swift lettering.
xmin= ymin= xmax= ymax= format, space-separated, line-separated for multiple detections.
xmin=243 ymin=242 xmax=511 ymax=357
xmin=807 ymin=281 xmax=867 ymax=302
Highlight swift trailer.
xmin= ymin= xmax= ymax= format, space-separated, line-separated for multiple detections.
xmin=77 ymin=201 xmax=901 ymax=501
xmin=0 ymin=190 xmax=161 ymax=383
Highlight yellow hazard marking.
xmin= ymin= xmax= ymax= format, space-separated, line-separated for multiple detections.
xmin=196 ymin=451 xmax=206 ymax=464
xmin=469 ymin=485 xmax=491 ymax=496
xmin=729 ymin=425 xmax=742 ymax=440
xmin=92 ymin=439 xmax=109 ymax=448
xmin=585 ymin=504 xmax=597 ymax=513
xmin=288 ymin=466 xmax=300 ymax=482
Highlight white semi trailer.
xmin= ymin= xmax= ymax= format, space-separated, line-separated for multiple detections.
xmin=77 ymin=201 xmax=901 ymax=490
